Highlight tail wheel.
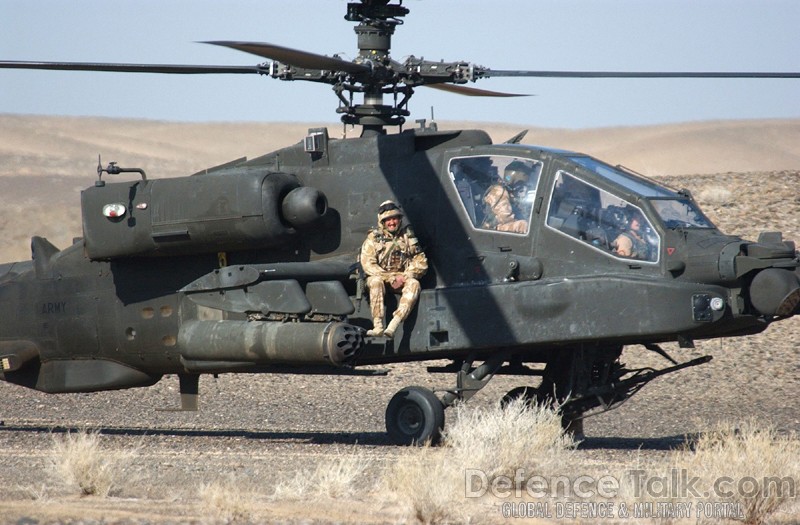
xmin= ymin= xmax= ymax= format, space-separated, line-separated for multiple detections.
xmin=385 ymin=386 xmax=445 ymax=446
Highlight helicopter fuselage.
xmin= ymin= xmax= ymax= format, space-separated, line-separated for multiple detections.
xmin=1 ymin=126 xmax=798 ymax=397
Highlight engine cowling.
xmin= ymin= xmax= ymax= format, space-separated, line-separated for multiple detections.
xmin=81 ymin=172 xmax=327 ymax=259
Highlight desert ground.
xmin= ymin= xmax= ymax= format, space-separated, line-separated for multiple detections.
xmin=0 ymin=115 xmax=799 ymax=524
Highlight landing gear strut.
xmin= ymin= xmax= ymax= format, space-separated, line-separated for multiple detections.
xmin=383 ymin=347 xmax=712 ymax=446
xmin=385 ymin=353 xmax=507 ymax=445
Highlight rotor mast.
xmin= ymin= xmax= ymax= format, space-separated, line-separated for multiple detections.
xmin=342 ymin=1 xmax=410 ymax=136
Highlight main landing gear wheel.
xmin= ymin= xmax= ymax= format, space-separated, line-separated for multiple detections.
xmin=386 ymin=386 xmax=445 ymax=446
xmin=501 ymin=385 xmax=585 ymax=440
xmin=500 ymin=386 xmax=541 ymax=408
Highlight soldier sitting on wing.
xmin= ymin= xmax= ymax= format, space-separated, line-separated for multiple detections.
xmin=482 ymin=161 xmax=532 ymax=234
xmin=360 ymin=200 xmax=428 ymax=339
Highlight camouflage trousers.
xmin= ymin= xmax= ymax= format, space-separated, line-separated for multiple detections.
xmin=366 ymin=274 xmax=421 ymax=322
xmin=497 ymin=219 xmax=528 ymax=234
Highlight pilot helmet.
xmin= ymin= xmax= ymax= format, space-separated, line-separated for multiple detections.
xmin=503 ymin=160 xmax=531 ymax=187
xmin=377 ymin=199 xmax=403 ymax=224
xmin=625 ymin=206 xmax=645 ymax=228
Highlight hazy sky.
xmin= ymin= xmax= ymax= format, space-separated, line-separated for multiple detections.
xmin=2 ymin=0 xmax=799 ymax=128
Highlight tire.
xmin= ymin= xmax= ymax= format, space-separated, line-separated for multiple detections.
xmin=502 ymin=386 xmax=585 ymax=438
xmin=500 ymin=386 xmax=540 ymax=408
xmin=385 ymin=386 xmax=445 ymax=446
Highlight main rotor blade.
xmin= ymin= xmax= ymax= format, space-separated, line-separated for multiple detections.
xmin=0 ymin=60 xmax=264 ymax=75
xmin=424 ymin=83 xmax=530 ymax=97
xmin=484 ymin=69 xmax=800 ymax=79
xmin=203 ymin=41 xmax=370 ymax=74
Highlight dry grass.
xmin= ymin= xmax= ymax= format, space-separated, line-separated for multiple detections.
xmin=386 ymin=400 xmax=575 ymax=524
xmin=193 ymin=448 xmax=374 ymax=523
xmin=197 ymin=477 xmax=263 ymax=524
xmin=47 ymin=429 xmax=140 ymax=497
xmin=307 ymin=447 xmax=374 ymax=499
xmin=271 ymin=446 xmax=373 ymax=500
xmin=674 ymin=421 xmax=799 ymax=524
xmin=443 ymin=398 xmax=577 ymax=482
xmin=388 ymin=444 xmax=469 ymax=525
xmin=388 ymin=411 xmax=798 ymax=524
xmin=4 ymin=401 xmax=799 ymax=524
xmin=615 ymin=420 xmax=800 ymax=524
xmin=18 ymin=483 xmax=50 ymax=503
xmin=695 ymin=186 xmax=734 ymax=206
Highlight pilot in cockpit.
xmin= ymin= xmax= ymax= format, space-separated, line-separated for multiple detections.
xmin=613 ymin=208 xmax=649 ymax=260
xmin=482 ymin=161 xmax=533 ymax=234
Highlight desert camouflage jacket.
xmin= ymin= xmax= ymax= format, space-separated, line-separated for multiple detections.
xmin=483 ymin=184 xmax=519 ymax=228
xmin=360 ymin=224 xmax=428 ymax=279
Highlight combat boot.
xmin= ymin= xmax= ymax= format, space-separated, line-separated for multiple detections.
xmin=366 ymin=318 xmax=384 ymax=337
xmin=383 ymin=317 xmax=402 ymax=339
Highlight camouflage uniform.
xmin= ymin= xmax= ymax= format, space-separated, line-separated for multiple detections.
xmin=482 ymin=162 xmax=531 ymax=234
xmin=360 ymin=201 xmax=428 ymax=338
xmin=483 ymin=184 xmax=528 ymax=234
xmin=613 ymin=230 xmax=648 ymax=259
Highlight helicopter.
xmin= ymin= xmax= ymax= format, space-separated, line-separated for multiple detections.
xmin=1 ymin=0 xmax=799 ymax=445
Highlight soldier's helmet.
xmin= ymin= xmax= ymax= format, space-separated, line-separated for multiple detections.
xmin=624 ymin=206 xmax=645 ymax=229
xmin=377 ymin=200 xmax=403 ymax=223
xmin=503 ymin=160 xmax=531 ymax=189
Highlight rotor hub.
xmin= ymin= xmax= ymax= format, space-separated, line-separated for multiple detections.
xmin=355 ymin=24 xmax=392 ymax=59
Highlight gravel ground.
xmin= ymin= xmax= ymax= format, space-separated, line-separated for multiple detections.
xmin=0 ymin=171 xmax=798 ymax=523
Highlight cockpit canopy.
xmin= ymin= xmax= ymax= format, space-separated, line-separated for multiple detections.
xmin=568 ymin=155 xmax=715 ymax=230
xmin=448 ymin=150 xmax=716 ymax=264
xmin=449 ymin=155 xmax=543 ymax=236
xmin=546 ymin=170 xmax=661 ymax=262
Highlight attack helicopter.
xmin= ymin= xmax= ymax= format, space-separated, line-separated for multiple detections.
xmin=1 ymin=0 xmax=800 ymax=445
